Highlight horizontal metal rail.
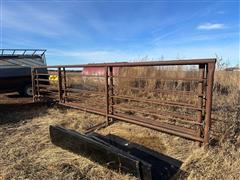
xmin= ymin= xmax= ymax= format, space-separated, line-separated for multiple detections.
xmin=59 ymin=102 xmax=106 ymax=116
xmin=33 ymin=58 xmax=216 ymax=68
xmin=122 ymin=87 xmax=203 ymax=97
xmin=111 ymin=104 xmax=200 ymax=125
xmin=35 ymin=73 xmax=49 ymax=76
xmin=69 ymin=74 xmax=105 ymax=78
xmin=66 ymin=95 xmax=105 ymax=104
xmin=66 ymin=88 xmax=105 ymax=96
xmin=113 ymin=112 xmax=197 ymax=135
xmin=111 ymin=94 xmax=203 ymax=110
xmin=108 ymin=113 xmax=203 ymax=142
xmin=37 ymin=84 xmax=54 ymax=88
xmin=113 ymin=108 xmax=200 ymax=126
xmin=0 ymin=49 xmax=46 ymax=56
xmin=111 ymin=75 xmax=206 ymax=82
xmin=37 ymin=78 xmax=50 ymax=82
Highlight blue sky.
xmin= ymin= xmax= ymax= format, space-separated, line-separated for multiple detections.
xmin=1 ymin=0 xmax=239 ymax=65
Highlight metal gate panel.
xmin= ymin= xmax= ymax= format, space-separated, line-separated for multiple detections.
xmin=32 ymin=59 xmax=216 ymax=145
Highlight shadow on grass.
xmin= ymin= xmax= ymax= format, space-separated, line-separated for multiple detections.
xmin=0 ymin=101 xmax=49 ymax=125
xmin=6 ymin=94 xmax=29 ymax=98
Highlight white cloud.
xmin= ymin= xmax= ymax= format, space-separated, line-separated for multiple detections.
xmin=197 ymin=23 xmax=225 ymax=30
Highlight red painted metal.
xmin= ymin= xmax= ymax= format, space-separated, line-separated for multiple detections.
xmin=83 ymin=67 xmax=106 ymax=76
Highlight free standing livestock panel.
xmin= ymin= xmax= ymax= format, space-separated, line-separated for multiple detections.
xmin=32 ymin=59 xmax=216 ymax=145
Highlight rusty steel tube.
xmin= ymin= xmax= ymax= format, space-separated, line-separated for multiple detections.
xmin=112 ymin=104 xmax=202 ymax=125
xmin=109 ymin=66 xmax=114 ymax=115
xmin=197 ymin=64 xmax=205 ymax=146
xmin=203 ymin=62 xmax=215 ymax=145
xmin=122 ymin=87 xmax=203 ymax=97
xmin=108 ymin=114 xmax=203 ymax=142
xmin=111 ymin=112 xmax=196 ymax=134
xmin=111 ymin=104 xmax=198 ymax=123
xmin=60 ymin=102 xmax=106 ymax=116
xmin=66 ymin=88 xmax=105 ymax=96
xmin=33 ymin=58 xmax=216 ymax=69
xmin=63 ymin=67 xmax=67 ymax=102
xmin=111 ymin=75 xmax=206 ymax=82
xmin=57 ymin=67 xmax=63 ymax=102
xmin=105 ymin=66 xmax=110 ymax=125
xmin=31 ymin=68 xmax=36 ymax=102
xmin=36 ymin=69 xmax=40 ymax=99
xmin=66 ymin=95 xmax=104 ymax=104
xmin=111 ymin=94 xmax=203 ymax=110
xmin=34 ymin=73 xmax=49 ymax=76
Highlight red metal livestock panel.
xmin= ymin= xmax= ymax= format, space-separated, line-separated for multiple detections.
xmin=32 ymin=59 xmax=216 ymax=145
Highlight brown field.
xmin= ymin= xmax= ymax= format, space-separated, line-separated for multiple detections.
xmin=0 ymin=67 xmax=239 ymax=179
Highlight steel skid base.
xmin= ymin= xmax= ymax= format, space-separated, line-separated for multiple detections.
xmin=49 ymin=125 xmax=182 ymax=180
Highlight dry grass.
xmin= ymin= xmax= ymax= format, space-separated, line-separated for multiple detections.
xmin=178 ymin=145 xmax=240 ymax=179
xmin=0 ymin=65 xmax=239 ymax=179
xmin=0 ymin=105 xmax=134 ymax=180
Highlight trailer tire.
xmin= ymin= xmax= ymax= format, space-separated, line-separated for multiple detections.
xmin=18 ymin=84 xmax=33 ymax=97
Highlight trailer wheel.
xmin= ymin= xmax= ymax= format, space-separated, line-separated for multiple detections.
xmin=18 ymin=84 xmax=33 ymax=97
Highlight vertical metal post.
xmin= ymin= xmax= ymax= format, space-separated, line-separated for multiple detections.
xmin=105 ymin=66 xmax=110 ymax=125
xmin=58 ymin=67 xmax=63 ymax=103
xmin=203 ymin=62 xmax=216 ymax=145
xmin=109 ymin=66 xmax=114 ymax=115
xmin=197 ymin=64 xmax=205 ymax=146
xmin=36 ymin=69 xmax=40 ymax=100
xmin=63 ymin=67 xmax=67 ymax=103
xmin=31 ymin=68 xmax=36 ymax=102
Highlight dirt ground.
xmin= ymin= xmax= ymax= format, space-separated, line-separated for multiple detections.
xmin=0 ymin=93 xmax=239 ymax=180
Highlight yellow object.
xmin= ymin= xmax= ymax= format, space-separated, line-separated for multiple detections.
xmin=49 ymin=75 xmax=58 ymax=81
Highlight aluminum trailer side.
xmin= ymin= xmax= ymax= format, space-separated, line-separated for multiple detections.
xmin=0 ymin=49 xmax=48 ymax=96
